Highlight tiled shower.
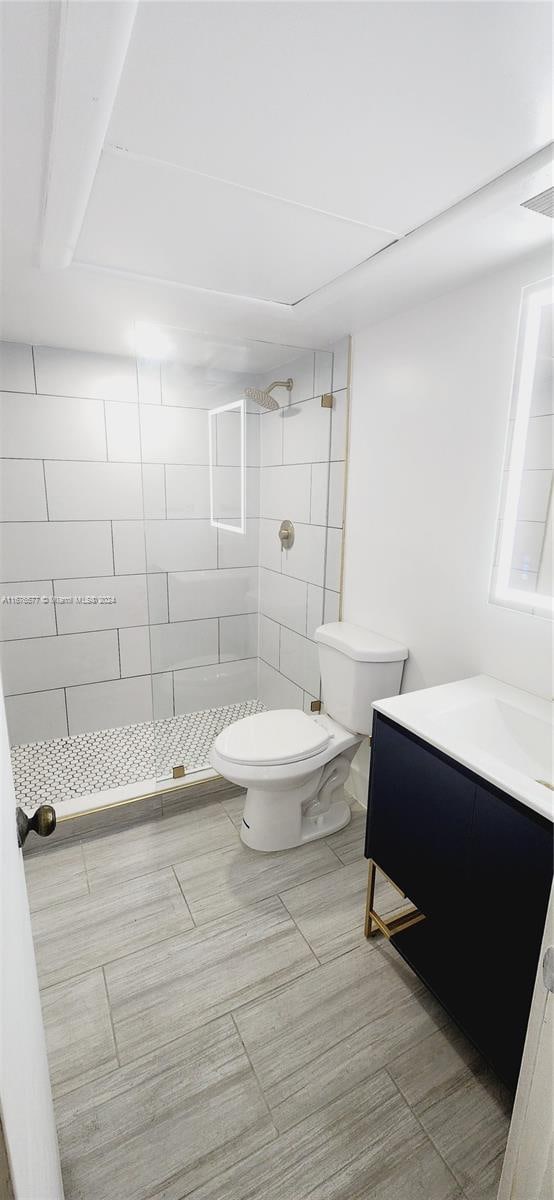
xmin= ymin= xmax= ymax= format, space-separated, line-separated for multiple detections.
xmin=0 ymin=332 xmax=349 ymax=811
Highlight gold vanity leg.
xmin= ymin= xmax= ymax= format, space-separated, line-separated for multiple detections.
xmin=364 ymin=857 xmax=426 ymax=940
xmin=364 ymin=859 xmax=377 ymax=938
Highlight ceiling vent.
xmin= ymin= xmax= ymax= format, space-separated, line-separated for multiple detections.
xmin=520 ymin=186 xmax=554 ymax=219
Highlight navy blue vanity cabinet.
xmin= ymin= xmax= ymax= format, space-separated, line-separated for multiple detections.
xmin=365 ymin=714 xmax=475 ymax=923
xmin=468 ymin=781 xmax=552 ymax=1089
xmin=366 ymin=712 xmax=553 ymax=1091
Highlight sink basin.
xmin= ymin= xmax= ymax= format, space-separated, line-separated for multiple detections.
xmin=373 ymin=675 xmax=553 ymax=821
xmin=426 ymin=699 xmax=553 ymax=787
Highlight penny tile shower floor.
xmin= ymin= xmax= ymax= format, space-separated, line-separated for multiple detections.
xmin=25 ymin=793 xmax=512 ymax=1200
xmin=12 ymin=699 xmax=265 ymax=809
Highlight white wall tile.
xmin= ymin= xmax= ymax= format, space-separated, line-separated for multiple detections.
xmin=161 ymin=361 xmax=238 ymax=410
xmin=152 ymin=672 xmax=174 ymax=719
xmin=119 ymin=625 xmax=151 ymax=678
xmin=313 ymin=349 xmax=333 ymax=399
xmin=149 ymin=619 xmax=218 ymax=673
xmin=137 ymin=359 xmax=161 ymax=405
xmin=0 ymin=460 xmax=47 ymax=520
xmin=259 ymin=568 xmax=307 ymax=635
xmin=0 ymin=522 xmax=113 ymax=582
xmin=331 ymin=337 xmax=350 ymax=392
xmin=306 ymin=584 xmax=324 ymax=639
xmin=215 ymin=411 xmax=259 ymax=468
xmin=166 ymin=465 xmax=210 ymax=518
xmin=144 ymin=519 xmax=217 ymax=572
xmin=147 ymin=573 xmax=169 ymax=624
xmin=260 ymin=464 xmax=311 ymax=523
xmin=220 ymin=613 xmax=258 ymax=662
xmin=0 ymin=580 xmax=56 ymax=640
xmin=310 ymin=463 xmax=328 ymax=526
xmin=327 ymin=461 xmax=346 ymax=528
xmin=325 ymin=527 xmax=342 ymax=592
xmin=34 ymin=347 xmax=137 ymax=403
xmin=323 ymin=588 xmax=340 ymax=623
xmin=174 ymin=658 xmax=257 ymax=714
xmin=218 ymin=520 xmax=259 ymax=568
xmin=105 ymin=402 xmax=141 ymax=462
xmin=257 ymin=659 xmax=303 ymax=710
xmin=330 ymin=390 xmax=348 ymax=460
xmin=54 ymin=575 xmax=149 ymax=635
xmin=260 ymin=410 xmax=283 ymax=466
xmin=0 ymin=393 xmax=106 ymax=460
xmin=1 ymin=629 xmax=119 ymax=694
xmin=259 ymin=519 xmax=283 ymax=573
xmin=169 ymin=567 xmax=258 ymax=621
xmin=211 ymin=465 xmax=260 ymax=520
xmin=5 ymin=689 xmax=68 ymax=746
xmin=282 ymin=397 xmax=331 ymax=465
xmin=142 ymin=463 xmax=166 ymax=519
xmin=45 ymin=461 xmax=143 ymax=521
xmin=280 ymin=627 xmax=320 ymax=695
xmin=259 ymin=615 xmax=280 ymax=668
xmin=282 ymin=522 xmax=326 ymax=586
xmin=140 ymin=405 xmax=209 ymax=464
xmin=66 ymin=675 xmax=152 ymax=736
xmin=312 ymin=461 xmax=344 ymax=528
xmin=112 ymin=521 xmax=146 ymax=574
xmin=259 ymin=351 xmax=314 ymax=404
xmin=0 ymin=342 xmax=35 ymax=393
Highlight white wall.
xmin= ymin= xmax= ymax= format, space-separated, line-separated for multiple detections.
xmin=343 ymin=247 xmax=552 ymax=713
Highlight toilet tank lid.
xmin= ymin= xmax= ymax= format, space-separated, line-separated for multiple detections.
xmin=314 ymin=622 xmax=408 ymax=663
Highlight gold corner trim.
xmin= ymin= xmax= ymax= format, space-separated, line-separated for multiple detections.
xmin=172 ymin=765 xmax=186 ymax=779
xmin=321 ymin=393 xmax=334 ymax=408
xmin=364 ymin=859 xmax=425 ymax=940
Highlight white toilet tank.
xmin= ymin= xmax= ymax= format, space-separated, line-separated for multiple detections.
xmin=314 ymin=622 xmax=408 ymax=735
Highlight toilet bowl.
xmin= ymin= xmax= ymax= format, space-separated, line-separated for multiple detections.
xmin=210 ymin=710 xmax=360 ymax=851
xmin=210 ymin=622 xmax=408 ymax=853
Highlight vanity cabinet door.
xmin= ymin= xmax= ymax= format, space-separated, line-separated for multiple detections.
xmin=367 ymin=715 xmax=475 ymax=922
xmin=468 ymin=782 xmax=553 ymax=1089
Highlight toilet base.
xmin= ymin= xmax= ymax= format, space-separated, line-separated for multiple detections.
xmin=239 ymin=752 xmax=354 ymax=852
xmin=240 ymin=790 xmax=351 ymax=852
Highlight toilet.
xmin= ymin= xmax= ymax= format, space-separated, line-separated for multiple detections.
xmin=210 ymin=622 xmax=408 ymax=852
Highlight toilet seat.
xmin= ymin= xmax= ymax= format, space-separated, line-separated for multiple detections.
xmin=215 ymin=709 xmax=331 ymax=767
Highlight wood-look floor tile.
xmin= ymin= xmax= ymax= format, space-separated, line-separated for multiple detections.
xmin=32 ymin=867 xmax=194 ymax=988
xmin=234 ymin=942 xmax=448 ymax=1132
xmin=187 ymin=1069 xmax=461 ymax=1200
xmin=24 ymin=840 xmax=88 ymax=912
xmin=82 ymin=797 xmax=238 ymax=890
xmin=325 ymin=800 xmax=367 ymax=864
xmin=280 ymin=859 xmax=406 ymax=962
xmin=55 ymin=1015 xmax=276 ymax=1200
xmin=41 ymin=968 xmax=118 ymax=1098
xmin=174 ymin=838 xmax=339 ymax=925
xmin=389 ymin=1026 xmax=512 ymax=1200
xmin=219 ymin=790 xmax=245 ymax=830
xmin=105 ymin=895 xmax=318 ymax=1064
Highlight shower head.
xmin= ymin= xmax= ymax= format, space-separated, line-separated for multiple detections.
xmin=244 ymin=378 xmax=293 ymax=412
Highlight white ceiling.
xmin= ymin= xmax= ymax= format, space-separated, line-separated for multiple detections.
xmin=0 ymin=1 xmax=552 ymax=357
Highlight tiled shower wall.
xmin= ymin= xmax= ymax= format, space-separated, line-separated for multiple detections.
xmin=256 ymin=340 xmax=348 ymax=711
xmin=0 ymin=338 xmax=348 ymax=746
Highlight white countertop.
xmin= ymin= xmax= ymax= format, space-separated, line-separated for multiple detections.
xmin=374 ymin=675 xmax=553 ymax=823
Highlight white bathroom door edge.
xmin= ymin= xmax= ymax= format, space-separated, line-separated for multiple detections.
xmin=0 ymin=678 xmax=63 ymax=1199
xmin=497 ymin=883 xmax=553 ymax=1200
